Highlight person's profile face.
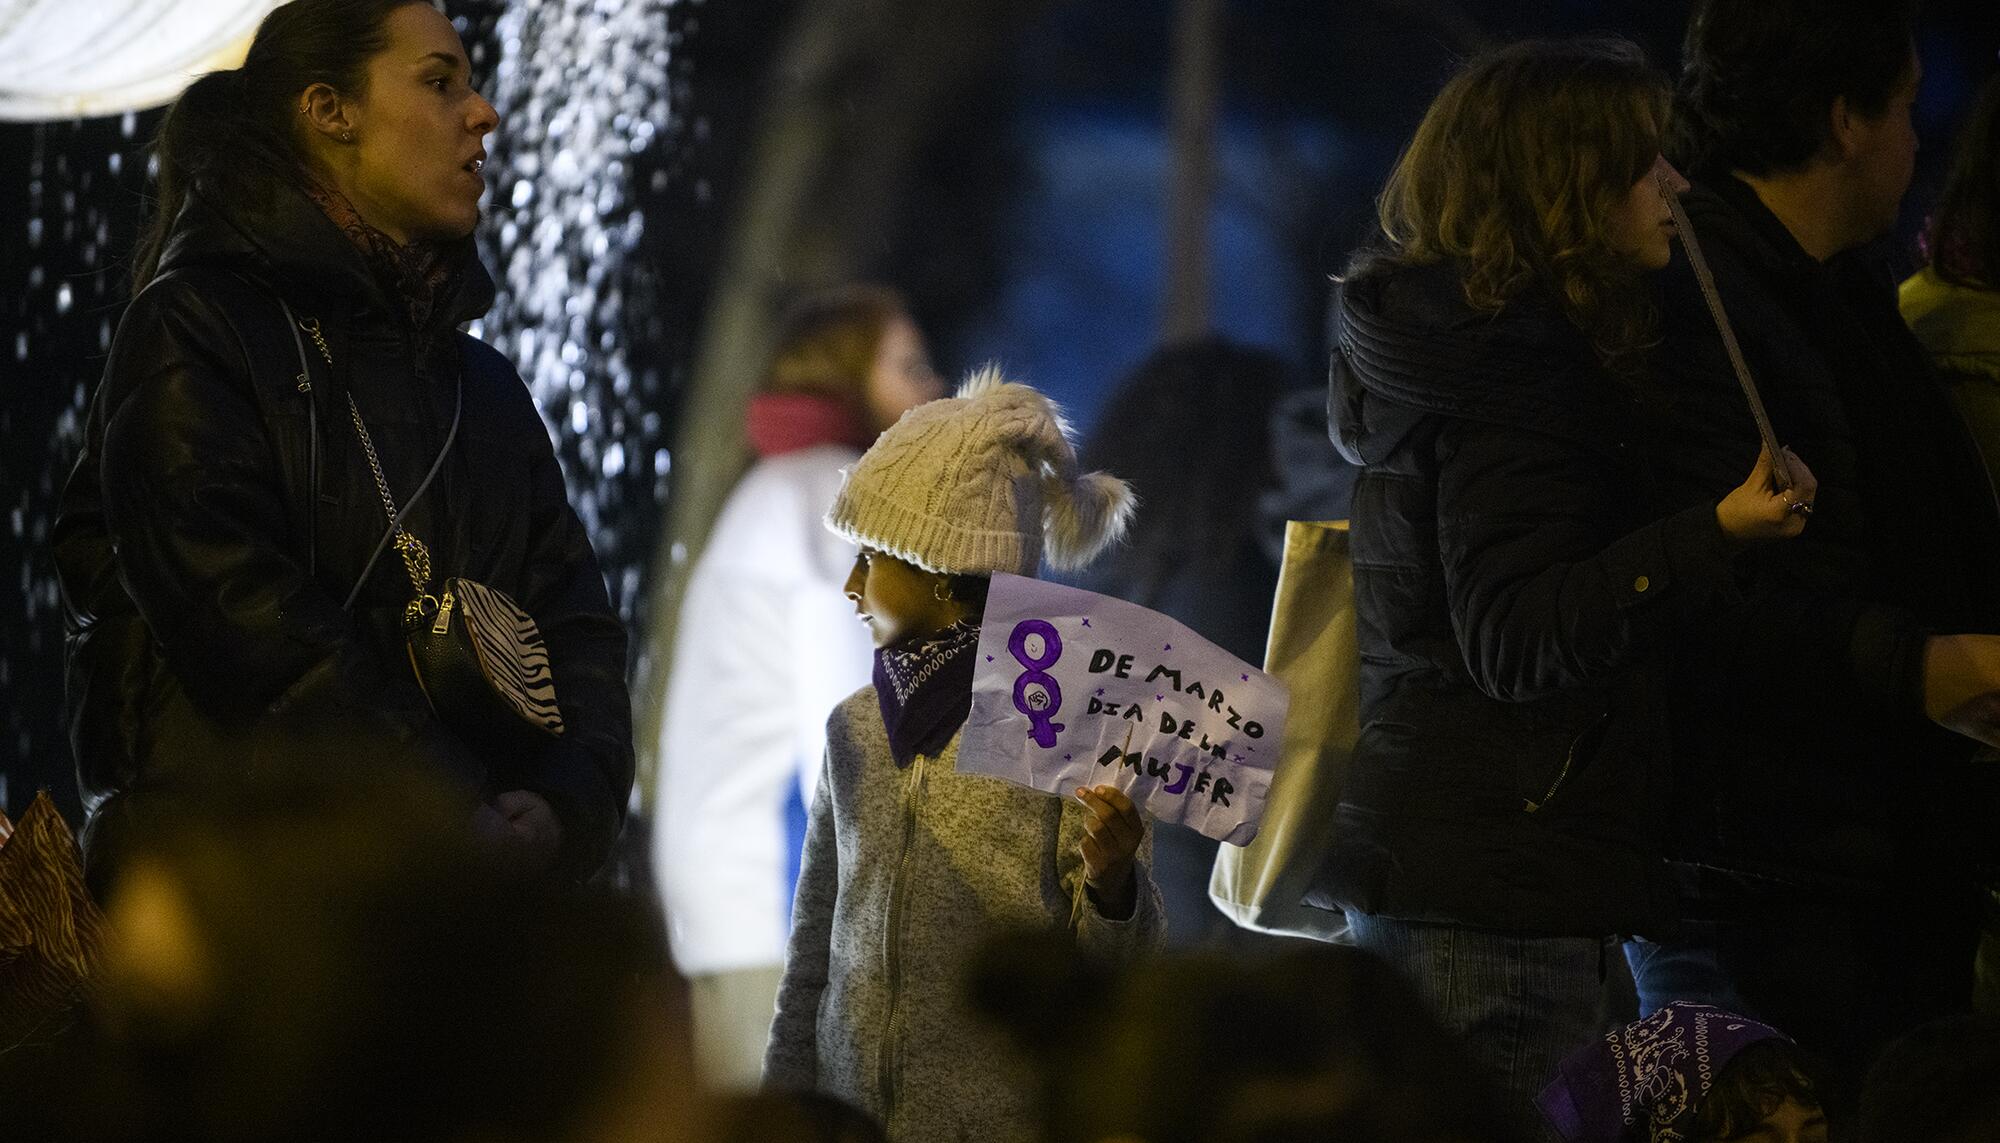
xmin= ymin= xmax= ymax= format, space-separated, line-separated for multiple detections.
xmin=1608 ymin=153 xmax=1691 ymax=272
xmin=842 ymin=548 xmax=958 ymax=649
xmin=863 ymin=314 xmax=944 ymax=434
xmin=1697 ymin=1096 xmax=1829 ymax=1143
xmin=343 ymin=3 xmax=499 ymax=243
xmin=1844 ymin=46 xmax=1922 ymax=241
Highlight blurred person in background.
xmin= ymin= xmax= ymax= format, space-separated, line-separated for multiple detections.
xmin=1899 ymin=70 xmax=2000 ymax=1022
xmin=53 ymin=0 xmax=634 ymax=895
xmin=1318 ymin=35 xmax=1812 ymax=1122
xmin=1072 ymin=337 xmax=1291 ymax=948
xmin=1902 ymin=71 xmax=2000 ymax=493
xmin=1636 ymin=0 xmax=2000 ymax=1091
xmin=651 ymin=285 xmax=942 ymax=1088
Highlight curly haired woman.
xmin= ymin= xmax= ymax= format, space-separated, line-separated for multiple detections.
xmin=1314 ymin=37 xmax=1816 ymax=1121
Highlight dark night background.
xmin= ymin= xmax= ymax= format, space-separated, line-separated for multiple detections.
xmin=3 ymin=0 xmax=1995 ymax=825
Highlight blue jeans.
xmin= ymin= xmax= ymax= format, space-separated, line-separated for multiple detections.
xmin=1622 ymin=923 xmax=1742 ymax=1018
xmin=1347 ymin=914 xmax=1605 ymax=1132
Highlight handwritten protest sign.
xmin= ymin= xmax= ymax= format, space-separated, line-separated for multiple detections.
xmin=958 ymin=573 xmax=1290 ymax=846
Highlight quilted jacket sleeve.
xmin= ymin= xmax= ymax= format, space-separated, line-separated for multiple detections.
xmin=1435 ymin=416 xmax=1739 ymax=704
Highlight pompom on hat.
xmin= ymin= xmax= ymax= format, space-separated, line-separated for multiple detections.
xmin=826 ymin=365 xmax=1136 ymax=577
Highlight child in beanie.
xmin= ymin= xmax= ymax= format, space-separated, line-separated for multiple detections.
xmin=763 ymin=367 xmax=1166 ymax=1142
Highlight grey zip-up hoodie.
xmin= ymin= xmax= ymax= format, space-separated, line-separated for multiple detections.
xmin=765 ymin=686 xmax=1165 ymax=1142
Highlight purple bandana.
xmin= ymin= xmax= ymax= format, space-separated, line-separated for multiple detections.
xmin=873 ymin=621 xmax=980 ymax=769
xmin=1538 ymin=1003 xmax=1790 ymax=1143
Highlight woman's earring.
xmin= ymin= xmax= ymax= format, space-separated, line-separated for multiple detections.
xmin=340 ymin=130 xmax=355 ymax=143
xmin=933 ymin=578 xmax=954 ymax=603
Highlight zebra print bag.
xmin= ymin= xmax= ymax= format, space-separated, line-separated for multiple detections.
xmin=405 ymin=577 xmax=566 ymax=741
xmin=349 ymin=388 xmax=567 ymax=744
xmin=281 ymin=299 xmax=565 ymax=745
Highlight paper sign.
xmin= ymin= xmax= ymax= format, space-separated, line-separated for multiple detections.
xmin=958 ymin=573 xmax=1290 ymax=846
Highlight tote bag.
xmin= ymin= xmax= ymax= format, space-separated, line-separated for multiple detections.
xmin=1207 ymin=520 xmax=1357 ymax=942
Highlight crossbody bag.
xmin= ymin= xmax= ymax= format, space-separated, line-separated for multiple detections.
xmin=277 ymin=296 xmax=565 ymax=744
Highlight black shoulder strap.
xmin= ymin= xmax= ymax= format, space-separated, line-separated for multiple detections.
xmin=339 ymin=355 xmax=463 ymax=613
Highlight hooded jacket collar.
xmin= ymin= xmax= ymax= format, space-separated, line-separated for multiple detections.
xmin=1680 ymin=173 xmax=1822 ymax=285
xmin=1331 ymin=258 xmax=1626 ymax=466
xmin=155 ymin=175 xmax=496 ymax=339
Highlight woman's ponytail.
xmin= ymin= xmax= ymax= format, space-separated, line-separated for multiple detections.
xmin=129 ymin=0 xmax=422 ymax=293
xmin=133 ymin=69 xmax=260 ymax=290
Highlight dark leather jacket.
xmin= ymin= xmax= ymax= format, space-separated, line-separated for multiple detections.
xmin=54 ymin=179 xmax=633 ymax=878
xmin=1310 ymin=260 xmax=1737 ymax=937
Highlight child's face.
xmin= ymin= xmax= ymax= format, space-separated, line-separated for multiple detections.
xmin=1703 ymin=1098 xmax=1828 ymax=1143
xmin=843 ymin=548 xmax=961 ymax=648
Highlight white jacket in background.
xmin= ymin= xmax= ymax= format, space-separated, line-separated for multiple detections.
xmin=653 ymin=444 xmax=874 ymax=975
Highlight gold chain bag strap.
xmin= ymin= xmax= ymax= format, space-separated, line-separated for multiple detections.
xmin=283 ymin=301 xmax=565 ymax=742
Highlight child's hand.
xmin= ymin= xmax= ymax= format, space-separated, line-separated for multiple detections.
xmin=1074 ymin=785 xmax=1143 ymax=920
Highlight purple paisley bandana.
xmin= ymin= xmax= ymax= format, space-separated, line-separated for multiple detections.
xmin=873 ymin=620 xmax=980 ymax=769
xmin=1538 ymin=1002 xmax=1790 ymax=1143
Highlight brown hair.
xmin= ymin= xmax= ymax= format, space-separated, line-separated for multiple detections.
xmin=132 ymin=0 xmax=427 ymax=292
xmin=763 ymin=284 xmax=910 ymax=413
xmin=1924 ymin=73 xmax=2000 ymax=288
xmin=1368 ymin=37 xmax=1670 ymax=367
xmin=1688 ymin=1039 xmax=1825 ymax=1143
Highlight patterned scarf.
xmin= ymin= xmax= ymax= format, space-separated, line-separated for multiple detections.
xmin=873 ymin=620 xmax=980 ymax=769
xmin=302 ymin=180 xmax=456 ymax=336
xmin=1537 ymin=1003 xmax=1791 ymax=1143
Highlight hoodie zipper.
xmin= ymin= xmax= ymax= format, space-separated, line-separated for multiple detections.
xmin=1523 ymin=712 xmax=1607 ymax=813
xmin=878 ymin=751 xmax=929 ymax=1126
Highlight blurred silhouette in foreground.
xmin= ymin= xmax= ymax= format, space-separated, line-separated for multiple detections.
xmin=971 ymin=930 xmax=1530 ymax=1143
xmin=1858 ymin=1014 xmax=2000 ymax=1143
xmin=1 ymin=753 xmax=704 ymax=1143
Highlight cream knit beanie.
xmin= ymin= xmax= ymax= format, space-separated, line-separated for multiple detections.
xmin=826 ymin=366 xmax=1135 ymax=576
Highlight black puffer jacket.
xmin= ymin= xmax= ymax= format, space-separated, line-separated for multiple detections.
xmin=1309 ymin=260 xmax=1737 ymax=937
xmin=1651 ymin=176 xmax=2000 ymax=905
xmin=54 ymin=178 xmax=633 ymax=878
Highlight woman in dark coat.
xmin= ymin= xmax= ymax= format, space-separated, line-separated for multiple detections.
xmin=54 ymin=0 xmax=633 ymax=888
xmin=1315 ymin=38 xmax=1813 ymax=1121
